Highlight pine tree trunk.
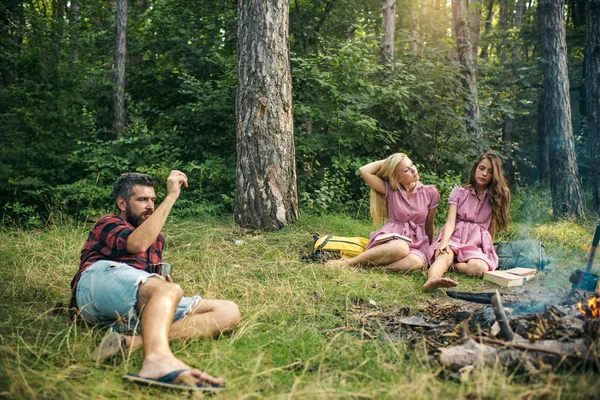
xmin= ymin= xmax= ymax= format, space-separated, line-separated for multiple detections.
xmin=587 ymin=0 xmax=600 ymax=212
xmin=112 ymin=0 xmax=127 ymax=133
xmin=538 ymin=0 xmax=585 ymax=219
xmin=469 ymin=0 xmax=482 ymax=64
xmin=452 ymin=0 xmax=481 ymax=138
xmin=410 ymin=3 xmax=419 ymax=53
xmin=512 ymin=0 xmax=524 ymax=61
xmin=235 ymin=0 xmax=299 ymax=231
xmin=498 ymin=0 xmax=509 ymax=63
xmin=71 ymin=0 xmax=80 ymax=61
xmin=479 ymin=0 xmax=494 ymax=59
xmin=380 ymin=0 xmax=396 ymax=67
xmin=537 ymin=93 xmax=551 ymax=185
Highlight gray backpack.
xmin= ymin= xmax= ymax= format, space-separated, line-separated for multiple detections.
xmin=494 ymin=239 xmax=550 ymax=270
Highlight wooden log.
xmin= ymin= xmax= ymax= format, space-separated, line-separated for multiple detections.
xmin=491 ymin=289 xmax=515 ymax=341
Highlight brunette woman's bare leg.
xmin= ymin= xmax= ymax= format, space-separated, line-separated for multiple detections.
xmin=454 ymin=259 xmax=489 ymax=277
xmin=423 ymin=252 xmax=458 ymax=291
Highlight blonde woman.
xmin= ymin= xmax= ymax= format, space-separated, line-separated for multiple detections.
xmin=326 ymin=153 xmax=439 ymax=271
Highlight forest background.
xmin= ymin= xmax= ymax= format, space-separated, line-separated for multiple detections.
xmin=1 ymin=0 xmax=597 ymax=225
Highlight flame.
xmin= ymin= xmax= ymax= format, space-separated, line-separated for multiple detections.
xmin=578 ymin=296 xmax=600 ymax=318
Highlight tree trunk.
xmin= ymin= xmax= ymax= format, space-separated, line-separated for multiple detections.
xmin=410 ymin=3 xmax=419 ymax=53
xmin=380 ymin=0 xmax=396 ymax=67
xmin=469 ymin=0 xmax=482 ymax=65
xmin=498 ymin=0 xmax=509 ymax=63
xmin=71 ymin=0 xmax=80 ymax=61
xmin=502 ymin=0 xmax=524 ymax=183
xmin=112 ymin=0 xmax=127 ymax=133
xmin=512 ymin=0 xmax=524 ymax=62
xmin=537 ymin=94 xmax=551 ymax=185
xmin=453 ymin=0 xmax=481 ymax=138
xmin=235 ymin=0 xmax=299 ymax=231
xmin=538 ymin=0 xmax=585 ymax=219
xmin=479 ymin=0 xmax=494 ymax=59
xmin=587 ymin=0 xmax=600 ymax=212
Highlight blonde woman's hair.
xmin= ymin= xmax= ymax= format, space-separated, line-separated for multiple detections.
xmin=370 ymin=153 xmax=408 ymax=226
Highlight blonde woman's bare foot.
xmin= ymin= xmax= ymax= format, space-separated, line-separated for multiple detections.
xmin=324 ymin=259 xmax=350 ymax=268
xmin=422 ymin=277 xmax=458 ymax=291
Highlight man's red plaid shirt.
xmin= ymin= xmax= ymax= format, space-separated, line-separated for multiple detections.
xmin=70 ymin=215 xmax=164 ymax=300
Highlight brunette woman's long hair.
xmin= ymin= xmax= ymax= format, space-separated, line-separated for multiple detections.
xmin=370 ymin=153 xmax=408 ymax=226
xmin=466 ymin=153 xmax=510 ymax=232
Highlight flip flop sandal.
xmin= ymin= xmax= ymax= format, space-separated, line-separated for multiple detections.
xmin=91 ymin=331 xmax=126 ymax=362
xmin=123 ymin=369 xmax=225 ymax=391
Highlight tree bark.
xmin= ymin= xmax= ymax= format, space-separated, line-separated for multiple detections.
xmin=537 ymin=94 xmax=551 ymax=185
xmin=587 ymin=0 xmax=600 ymax=212
xmin=71 ymin=0 xmax=80 ymax=61
xmin=452 ymin=0 xmax=481 ymax=138
xmin=380 ymin=0 xmax=396 ymax=67
xmin=538 ymin=0 xmax=585 ymax=219
xmin=512 ymin=0 xmax=524 ymax=62
xmin=235 ymin=0 xmax=299 ymax=231
xmin=498 ymin=0 xmax=509 ymax=63
xmin=112 ymin=0 xmax=127 ymax=133
xmin=469 ymin=0 xmax=482 ymax=65
xmin=479 ymin=0 xmax=494 ymax=59
xmin=410 ymin=2 xmax=419 ymax=53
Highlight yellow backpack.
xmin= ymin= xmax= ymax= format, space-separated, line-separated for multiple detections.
xmin=313 ymin=235 xmax=370 ymax=258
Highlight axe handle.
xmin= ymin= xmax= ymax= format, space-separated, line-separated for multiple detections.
xmin=585 ymin=223 xmax=600 ymax=273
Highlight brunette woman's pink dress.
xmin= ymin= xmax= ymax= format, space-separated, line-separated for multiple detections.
xmin=428 ymin=186 xmax=498 ymax=271
xmin=366 ymin=182 xmax=440 ymax=266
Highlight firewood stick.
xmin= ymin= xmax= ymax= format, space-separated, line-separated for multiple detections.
xmin=491 ymin=289 xmax=515 ymax=341
xmin=476 ymin=337 xmax=590 ymax=360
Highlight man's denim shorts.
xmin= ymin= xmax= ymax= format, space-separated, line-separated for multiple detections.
xmin=76 ymin=260 xmax=201 ymax=332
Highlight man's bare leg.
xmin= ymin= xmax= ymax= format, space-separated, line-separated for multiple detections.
xmin=325 ymin=241 xmax=409 ymax=268
xmin=121 ymin=298 xmax=240 ymax=352
xmin=133 ymin=277 xmax=224 ymax=386
xmin=423 ymin=252 xmax=458 ymax=291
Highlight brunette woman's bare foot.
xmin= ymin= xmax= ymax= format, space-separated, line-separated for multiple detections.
xmin=422 ymin=277 xmax=458 ymax=291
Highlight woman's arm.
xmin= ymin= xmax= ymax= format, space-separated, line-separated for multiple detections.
xmin=488 ymin=219 xmax=496 ymax=240
xmin=359 ymin=160 xmax=386 ymax=195
xmin=436 ymin=204 xmax=458 ymax=255
xmin=425 ymin=208 xmax=436 ymax=243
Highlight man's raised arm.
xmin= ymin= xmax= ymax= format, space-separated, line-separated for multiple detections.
xmin=126 ymin=170 xmax=188 ymax=254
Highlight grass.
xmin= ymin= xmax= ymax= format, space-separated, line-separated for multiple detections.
xmin=1 ymin=211 xmax=600 ymax=399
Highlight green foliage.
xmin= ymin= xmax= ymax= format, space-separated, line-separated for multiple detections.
xmin=0 ymin=0 xmax=591 ymax=224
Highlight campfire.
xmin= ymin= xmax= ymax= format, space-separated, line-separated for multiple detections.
xmin=344 ymin=287 xmax=599 ymax=376
xmin=578 ymin=295 xmax=599 ymax=318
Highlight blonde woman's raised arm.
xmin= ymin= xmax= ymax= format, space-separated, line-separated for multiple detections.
xmin=359 ymin=160 xmax=386 ymax=195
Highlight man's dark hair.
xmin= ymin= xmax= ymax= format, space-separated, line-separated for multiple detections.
xmin=112 ymin=173 xmax=154 ymax=203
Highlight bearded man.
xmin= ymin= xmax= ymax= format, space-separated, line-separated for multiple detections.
xmin=69 ymin=171 xmax=239 ymax=391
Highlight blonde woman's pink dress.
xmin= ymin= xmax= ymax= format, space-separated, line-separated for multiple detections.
xmin=428 ymin=186 xmax=498 ymax=271
xmin=366 ymin=182 xmax=440 ymax=266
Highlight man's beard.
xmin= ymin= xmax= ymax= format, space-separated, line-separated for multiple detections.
xmin=125 ymin=207 xmax=147 ymax=228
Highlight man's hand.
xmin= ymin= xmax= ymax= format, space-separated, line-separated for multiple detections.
xmin=166 ymin=170 xmax=188 ymax=200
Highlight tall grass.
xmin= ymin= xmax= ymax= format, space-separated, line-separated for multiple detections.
xmin=1 ymin=208 xmax=600 ymax=399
